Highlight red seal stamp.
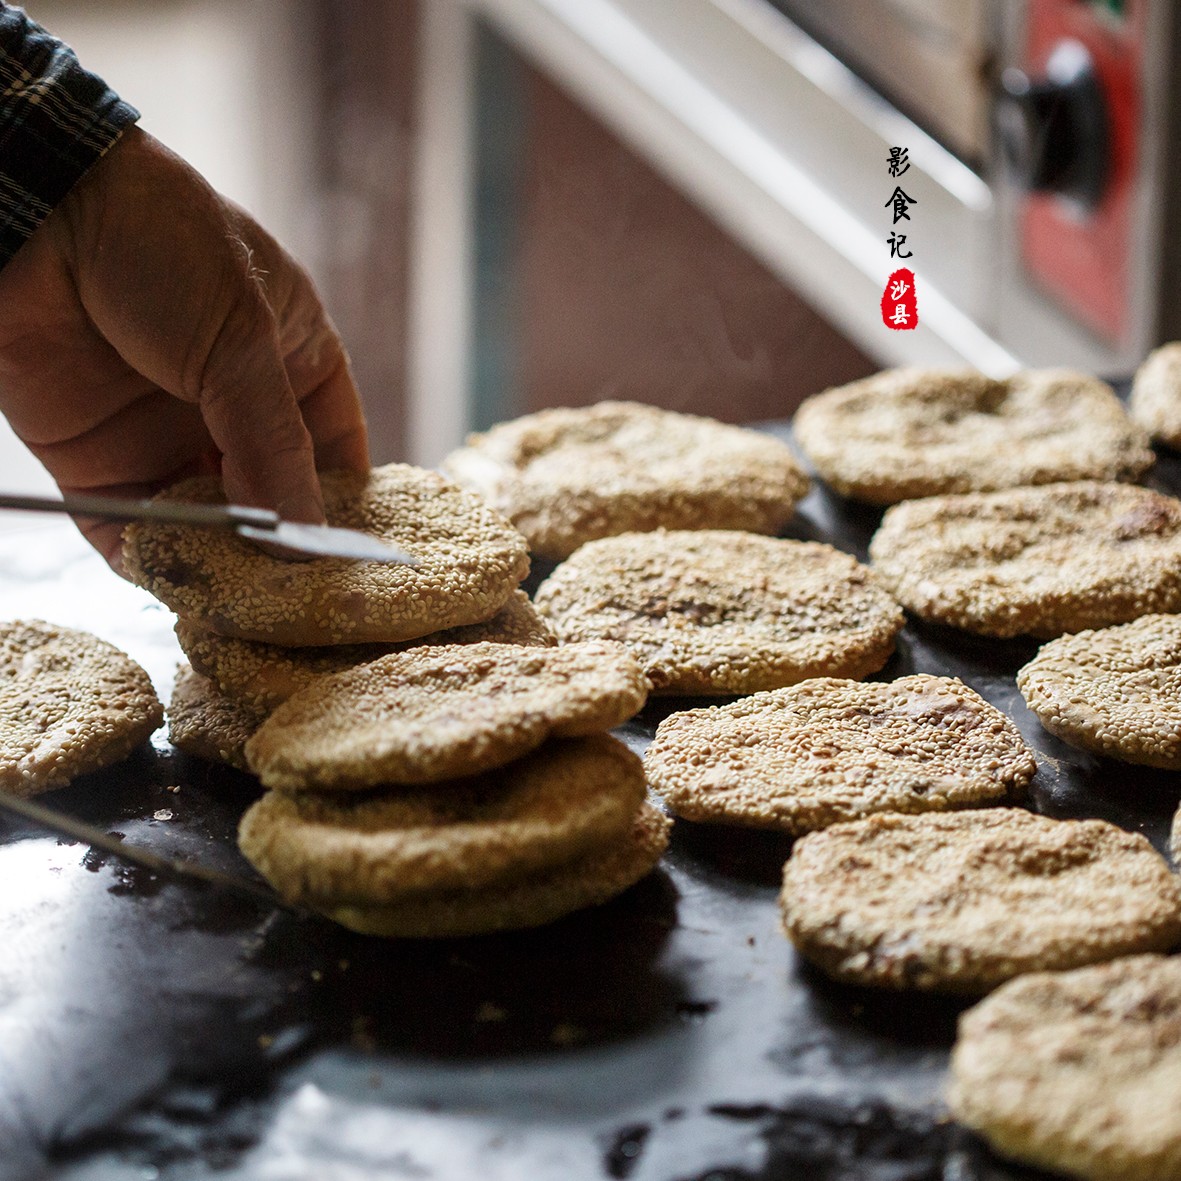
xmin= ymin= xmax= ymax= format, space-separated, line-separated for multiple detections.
xmin=881 ymin=268 xmax=918 ymax=331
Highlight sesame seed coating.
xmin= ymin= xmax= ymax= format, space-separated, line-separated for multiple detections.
xmin=442 ymin=401 xmax=809 ymax=559
xmin=794 ymin=368 xmax=1153 ymax=505
xmin=167 ymin=664 xmax=268 ymax=772
xmin=1018 ymin=614 xmax=1181 ymax=768
xmin=869 ymin=481 xmax=1181 ymax=638
xmin=321 ymin=800 xmax=670 ymax=939
xmin=237 ymin=734 xmax=649 ymax=902
xmin=0 ymin=619 xmax=163 ymax=797
xmin=175 ymin=590 xmax=556 ymax=712
xmin=949 ymin=955 xmax=1181 ymax=1181
xmin=533 ymin=530 xmax=903 ymax=695
xmin=245 ymin=640 xmax=650 ymax=789
xmin=1130 ymin=342 xmax=1181 ymax=448
xmin=780 ymin=809 xmax=1181 ymax=995
xmin=122 ymin=464 xmax=531 ymax=646
xmin=645 ymin=675 xmax=1036 ymax=833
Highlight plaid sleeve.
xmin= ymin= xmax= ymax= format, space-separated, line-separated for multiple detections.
xmin=0 ymin=4 xmax=139 ymax=268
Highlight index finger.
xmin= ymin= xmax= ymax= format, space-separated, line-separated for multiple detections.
xmin=198 ymin=287 xmax=326 ymax=524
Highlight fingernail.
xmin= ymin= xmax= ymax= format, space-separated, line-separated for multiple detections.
xmin=275 ymin=488 xmax=326 ymax=525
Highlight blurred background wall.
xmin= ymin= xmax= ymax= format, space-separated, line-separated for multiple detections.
xmin=9 ymin=0 xmax=874 ymax=485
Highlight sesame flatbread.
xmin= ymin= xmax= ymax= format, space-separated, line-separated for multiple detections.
xmin=949 ymin=955 xmax=1181 ymax=1181
xmin=869 ymin=481 xmax=1181 ymax=638
xmin=167 ymin=664 xmax=268 ymax=772
xmin=237 ymin=735 xmax=649 ymax=902
xmin=779 ymin=809 xmax=1181 ymax=994
xmin=0 ymin=620 xmax=162 ymax=797
xmin=645 ymin=675 xmax=1036 ymax=832
xmin=794 ymin=368 xmax=1152 ymax=504
xmin=533 ymin=530 xmax=903 ymax=694
xmin=442 ymin=401 xmax=809 ymax=559
xmin=320 ymin=801 xmax=670 ymax=939
xmin=245 ymin=641 xmax=649 ymax=790
xmin=1130 ymin=342 xmax=1181 ymax=448
xmin=123 ymin=464 xmax=530 ymax=646
xmin=1018 ymin=614 xmax=1181 ymax=768
xmin=175 ymin=591 xmax=555 ymax=713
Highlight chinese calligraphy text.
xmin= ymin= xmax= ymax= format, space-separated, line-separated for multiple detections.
xmin=887 ymin=146 xmax=910 ymax=177
xmin=882 ymin=146 xmax=918 ymax=331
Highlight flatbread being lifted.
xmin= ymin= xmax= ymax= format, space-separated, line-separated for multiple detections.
xmin=123 ymin=464 xmax=530 ymax=646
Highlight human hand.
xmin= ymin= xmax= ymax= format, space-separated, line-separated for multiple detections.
xmin=0 ymin=125 xmax=370 ymax=571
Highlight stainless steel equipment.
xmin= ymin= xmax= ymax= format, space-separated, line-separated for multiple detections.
xmin=461 ymin=0 xmax=1180 ymax=376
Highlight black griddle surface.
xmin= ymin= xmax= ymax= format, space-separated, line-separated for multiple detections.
xmin=2 ymin=433 xmax=1179 ymax=1181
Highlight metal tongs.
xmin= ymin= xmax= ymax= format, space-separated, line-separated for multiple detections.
xmin=0 ymin=490 xmax=418 ymax=565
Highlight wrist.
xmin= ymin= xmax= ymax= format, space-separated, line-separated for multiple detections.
xmin=0 ymin=6 xmax=139 ymax=269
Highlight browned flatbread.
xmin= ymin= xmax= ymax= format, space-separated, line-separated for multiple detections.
xmin=245 ymin=641 xmax=649 ymax=789
xmin=0 ymin=619 xmax=162 ymax=797
xmin=794 ymin=368 xmax=1152 ymax=504
xmin=237 ymin=735 xmax=648 ymax=902
xmin=175 ymin=590 xmax=555 ymax=712
xmin=123 ymin=464 xmax=530 ymax=646
xmin=533 ymin=530 xmax=903 ymax=694
xmin=949 ymin=955 xmax=1181 ymax=1181
xmin=442 ymin=400 xmax=809 ymax=559
xmin=308 ymin=801 xmax=670 ymax=939
xmin=869 ymin=481 xmax=1181 ymax=637
xmin=167 ymin=664 xmax=267 ymax=772
xmin=779 ymin=809 xmax=1181 ymax=994
xmin=1130 ymin=342 xmax=1181 ymax=448
xmin=1018 ymin=614 xmax=1181 ymax=768
xmin=644 ymin=675 xmax=1036 ymax=832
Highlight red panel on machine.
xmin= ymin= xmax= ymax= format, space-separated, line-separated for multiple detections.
xmin=1021 ymin=0 xmax=1140 ymax=344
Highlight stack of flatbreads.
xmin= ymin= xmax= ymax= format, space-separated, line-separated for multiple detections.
xmin=123 ymin=462 xmax=666 ymax=937
xmin=234 ymin=639 xmax=664 ymax=938
xmin=165 ymin=590 xmax=555 ymax=771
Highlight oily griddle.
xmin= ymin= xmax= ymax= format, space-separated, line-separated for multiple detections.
xmin=1 ymin=430 xmax=1178 ymax=1181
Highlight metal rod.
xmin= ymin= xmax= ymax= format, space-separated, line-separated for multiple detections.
xmin=0 ymin=491 xmax=279 ymax=529
xmin=0 ymin=490 xmax=416 ymax=563
xmin=0 ymin=790 xmax=297 ymax=912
